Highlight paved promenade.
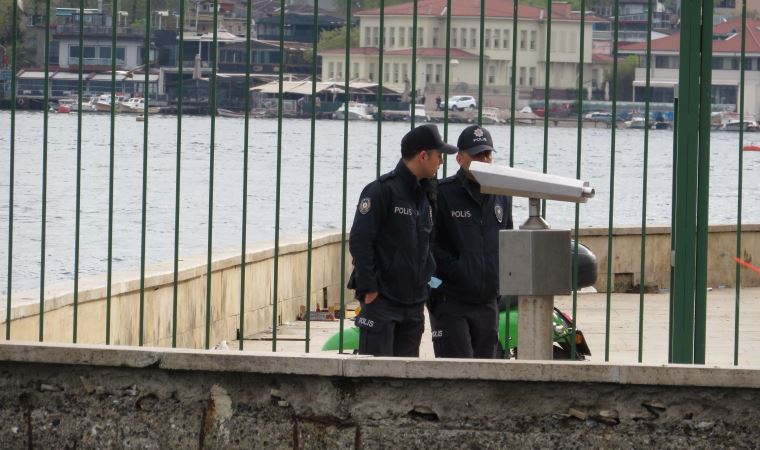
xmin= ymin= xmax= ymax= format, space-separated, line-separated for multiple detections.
xmin=240 ymin=287 xmax=760 ymax=367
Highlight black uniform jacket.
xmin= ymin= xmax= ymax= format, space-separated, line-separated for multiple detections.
xmin=348 ymin=159 xmax=436 ymax=305
xmin=433 ymin=168 xmax=513 ymax=304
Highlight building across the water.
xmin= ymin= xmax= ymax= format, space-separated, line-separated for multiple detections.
xmin=319 ymin=0 xmax=608 ymax=106
xmin=621 ymin=17 xmax=760 ymax=117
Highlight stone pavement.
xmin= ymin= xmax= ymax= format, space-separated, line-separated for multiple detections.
xmin=238 ymin=287 xmax=760 ymax=367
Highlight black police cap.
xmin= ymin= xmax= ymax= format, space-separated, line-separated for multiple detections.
xmin=401 ymin=124 xmax=458 ymax=156
xmin=457 ymin=125 xmax=496 ymax=155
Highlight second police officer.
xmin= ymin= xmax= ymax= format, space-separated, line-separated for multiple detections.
xmin=429 ymin=125 xmax=513 ymax=358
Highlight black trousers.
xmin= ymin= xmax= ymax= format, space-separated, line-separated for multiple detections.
xmin=429 ymin=295 xmax=499 ymax=359
xmin=356 ymin=296 xmax=425 ymax=357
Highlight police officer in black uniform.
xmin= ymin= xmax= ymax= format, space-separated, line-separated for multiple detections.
xmin=348 ymin=124 xmax=458 ymax=357
xmin=429 ymin=125 xmax=513 ymax=358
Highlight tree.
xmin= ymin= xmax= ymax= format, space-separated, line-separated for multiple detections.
xmin=603 ymin=54 xmax=638 ymax=101
xmin=317 ymin=25 xmax=359 ymax=52
xmin=0 ymin=0 xmax=17 ymax=47
xmin=1 ymin=0 xmax=48 ymax=66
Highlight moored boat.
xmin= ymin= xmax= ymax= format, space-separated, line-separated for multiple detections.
xmin=719 ymin=119 xmax=758 ymax=132
xmin=120 ymin=97 xmax=160 ymax=114
xmin=332 ymin=102 xmax=374 ymax=120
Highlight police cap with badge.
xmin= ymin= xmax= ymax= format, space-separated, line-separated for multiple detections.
xmin=457 ymin=124 xmax=495 ymax=155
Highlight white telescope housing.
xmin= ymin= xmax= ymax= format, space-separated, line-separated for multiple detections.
xmin=468 ymin=162 xmax=595 ymax=203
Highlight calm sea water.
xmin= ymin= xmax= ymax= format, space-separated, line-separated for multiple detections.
xmin=1 ymin=111 xmax=758 ymax=293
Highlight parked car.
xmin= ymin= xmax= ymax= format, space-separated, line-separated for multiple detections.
xmin=446 ymin=95 xmax=477 ymax=111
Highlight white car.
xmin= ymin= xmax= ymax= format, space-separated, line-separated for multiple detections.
xmin=446 ymin=95 xmax=477 ymax=111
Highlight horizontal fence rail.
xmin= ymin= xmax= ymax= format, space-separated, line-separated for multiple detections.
xmin=1 ymin=0 xmax=759 ymax=366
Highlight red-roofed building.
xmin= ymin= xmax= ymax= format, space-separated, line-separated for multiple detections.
xmin=620 ymin=18 xmax=760 ymax=115
xmin=319 ymin=0 xmax=607 ymax=101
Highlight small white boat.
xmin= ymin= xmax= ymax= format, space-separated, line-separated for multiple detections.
xmin=480 ymin=107 xmax=502 ymax=125
xmin=409 ymin=104 xmax=430 ymax=122
xmin=626 ymin=117 xmax=649 ymax=129
xmin=719 ymin=119 xmax=758 ymax=132
xmin=120 ymin=97 xmax=160 ymax=114
xmin=94 ymin=94 xmax=126 ymax=112
xmin=217 ymin=108 xmax=246 ymax=118
xmin=332 ymin=102 xmax=373 ymax=120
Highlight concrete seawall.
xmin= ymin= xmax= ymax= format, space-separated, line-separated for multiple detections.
xmin=579 ymin=224 xmax=760 ymax=292
xmin=1 ymin=342 xmax=759 ymax=448
xmin=1 ymin=225 xmax=758 ymax=350
xmin=1 ymin=231 xmax=352 ymax=348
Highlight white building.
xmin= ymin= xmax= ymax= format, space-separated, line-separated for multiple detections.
xmin=320 ymin=0 xmax=606 ymax=100
xmin=621 ymin=17 xmax=760 ymax=116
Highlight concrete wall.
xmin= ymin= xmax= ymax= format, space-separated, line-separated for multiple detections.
xmin=1 ymin=342 xmax=760 ymax=448
xmin=2 ymin=226 xmax=758 ymax=350
xmin=578 ymin=224 xmax=760 ymax=292
xmin=0 ymin=232 xmax=352 ymax=349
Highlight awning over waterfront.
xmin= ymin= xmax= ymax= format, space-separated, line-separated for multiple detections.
xmin=16 ymin=70 xmax=158 ymax=82
xmin=251 ymin=80 xmax=401 ymax=96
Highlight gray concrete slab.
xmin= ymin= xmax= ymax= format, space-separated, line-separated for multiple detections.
xmin=239 ymin=287 xmax=760 ymax=367
xmin=3 ymin=341 xmax=760 ymax=389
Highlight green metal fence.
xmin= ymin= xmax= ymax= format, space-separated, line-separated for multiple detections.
xmin=1 ymin=0 xmax=756 ymax=365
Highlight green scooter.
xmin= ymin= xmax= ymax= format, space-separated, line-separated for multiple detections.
xmin=321 ymin=298 xmax=591 ymax=359
xmin=322 ymin=242 xmax=597 ymax=359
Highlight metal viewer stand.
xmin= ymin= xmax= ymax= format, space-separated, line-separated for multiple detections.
xmin=469 ymin=162 xmax=595 ymax=360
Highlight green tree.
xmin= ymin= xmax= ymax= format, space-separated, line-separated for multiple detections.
xmin=317 ymin=25 xmax=359 ymax=52
xmin=0 ymin=0 xmax=18 ymax=47
xmin=1 ymin=0 xmax=48 ymax=66
xmin=604 ymin=54 xmax=638 ymax=101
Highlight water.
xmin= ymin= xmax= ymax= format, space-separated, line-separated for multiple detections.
xmin=1 ymin=111 xmax=758 ymax=293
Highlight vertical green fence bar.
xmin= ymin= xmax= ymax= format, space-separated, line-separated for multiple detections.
xmin=693 ymin=0 xmax=713 ymax=364
xmin=604 ymin=0 xmax=620 ymax=362
xmin=106 ymin=0 xmax=119 ymax=345
xmin=239 ymin=0 xmax=254 ymax=351
xmin=570 ymin=0 xmax=586 ymax=360
xmin=172 ymin=0 xmax=186 ymax=348
xmin=40 ymin=0 xmax=52 ymax=342
xmin=671 ymin=0 xmax=712 ymax=364
xmin=205 ymin=0 xmax=220 ymax=350
xmin=734 ymin=0 xmax=747 ymax=366
xmin=668 ymin=87 xmax=677 ymax=363
xmin=304 ymin=0 xmax=320 ymax=353
xmin=671 ymin=4 xmax=699 ymax=364
xmin=637 ymin=0 xmax=654 ymax=363
xmin=503 ymin=0 xmax=519 ymax=356
xmin=105 ymin=0 xmax=119 ymax=345
xmin=338 ymin=0 xmax=352 ymax=353
xmin=72 ymin=0 xmax=86 ymax=343
xmin=477 ymin=0 xmax=486 ymax=125
xmin=508 ymin=0 xmax=518 ymax=167
xmin=442 ymin=0 xmax=452 ymax=176
xmin=72 ymin=0 xmax=86 ymax=345
xmin=271 ymin=0 xmax=286 ymax=351
xmin=376 ymin=0 xmax=385 ymax=178
xmin=541 ymin=0 xmax=552 ymax=218
xmin=410 ymin=0 xmax=418 ymax=129
xmin=4 ymin=0 xmax=17 ymax=340
xmin=138 ymin=0 xmax=153 ymax=347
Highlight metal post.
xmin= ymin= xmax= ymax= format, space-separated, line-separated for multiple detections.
xmin=517 ymin=199 xmax=553 ymax=360
xmin=671 ymin=0 xmax=712 ymax=363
